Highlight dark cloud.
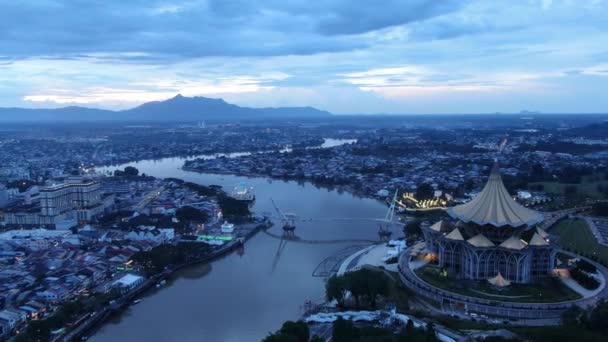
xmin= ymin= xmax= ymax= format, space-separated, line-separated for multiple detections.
xmin=311 ymin=0 xmax=462 ymax=35
xmin=0 ymin=0 xmax=461 ymax=60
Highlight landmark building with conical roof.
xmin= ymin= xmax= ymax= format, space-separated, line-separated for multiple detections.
xmin=422 ymin=168 xmax=555 ymax=284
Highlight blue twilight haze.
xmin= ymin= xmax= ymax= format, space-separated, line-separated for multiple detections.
xmin=0 ymin=0 xmax=607 ymax=114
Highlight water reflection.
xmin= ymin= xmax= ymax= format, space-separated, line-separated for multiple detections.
xmin=91 ymin=139 xmax=395 ymax=342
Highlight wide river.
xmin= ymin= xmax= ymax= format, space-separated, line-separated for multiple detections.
xmin=92 ymin=139 xmax=401 ymax=342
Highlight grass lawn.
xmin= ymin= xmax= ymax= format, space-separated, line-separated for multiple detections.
xmin=531 ymin=173 xmax=608 ymax=201
xmin=415 ymin=267 xmax=581 ymax=303
xmin=551 ymin=218 xmax=608 ymax=265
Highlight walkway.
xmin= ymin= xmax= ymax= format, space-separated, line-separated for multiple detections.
xmin=557 ymin=249 xmax=608 ymax=308
xmin=583 ymin=216 xmax=608 ymax=247
xmin=262 ymin=230 xmax=377 ymax=245
xmin=336 ymin=243 xmax=403 ymax=275
xmin=396 ymin=246 xmax=608 ymax=321
xmin=543 ymin=206 xmax=592 ymax=231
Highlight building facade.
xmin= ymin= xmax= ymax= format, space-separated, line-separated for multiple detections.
xmin=4 ymin=177 xmax=103 ymax=227
xmin=422 ymin=168 xmax=555 ymax=284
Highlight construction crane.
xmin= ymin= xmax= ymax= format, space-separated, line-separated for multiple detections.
xmin=270 ymin=198 xmax=297 ymax=236
xmin=376 ymin=190 xmax=399 ymax=240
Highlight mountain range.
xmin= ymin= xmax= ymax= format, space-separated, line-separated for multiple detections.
xmin=0 ymin=94 xmax=332 ymax=122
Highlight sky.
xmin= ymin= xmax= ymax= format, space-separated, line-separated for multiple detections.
xmin=1 ymin=0 xmax=607 ymax=114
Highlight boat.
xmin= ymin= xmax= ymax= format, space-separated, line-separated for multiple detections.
xmin=229 ymin=184 xmax=255 ymax=202
xmin=221 ymin=221 xmax=235 ymax=234
xmin=156 ymin=280 xmax=167 ymax=288
xmin=132 ymin=299 xmax=141 ymax=305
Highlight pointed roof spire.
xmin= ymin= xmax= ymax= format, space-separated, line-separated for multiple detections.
xmin=447 ymin=167 xmax=544 ymax=228
xmin=445 ymin=228 xmax=464 ymax=241
xmin=467 ymin=234 xmax=495 ymax=247
xmin=536 ymin=227 xmax=549 ymax=239
xmin=529 ymin=233 xmax=549 ymax=246
xmin=499 ymin=236 xmax=528 ymax=250
xmin=430 ymin=220 xmax=450 ymax=232
xmin=488 ymin=273 xmax=511 ymax=287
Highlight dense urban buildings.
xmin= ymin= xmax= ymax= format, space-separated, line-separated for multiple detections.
xmin=0 ymin=117 xmax=606 ymax=341
xmin=4 ymin=177 xmax=104 ymax=228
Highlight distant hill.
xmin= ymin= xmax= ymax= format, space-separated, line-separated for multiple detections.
xmin=0 ymin=94 xmax=332 ymax=122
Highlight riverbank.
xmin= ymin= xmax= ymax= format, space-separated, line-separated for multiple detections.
xmin=93 ymin=138 xmax=351 ymax=173
xmin=181 ymin=166 xmax=386 ymax=203
xmin=66 ymin=220 xmax=270 ymax=341
xmin=91 ymin=153 xmax=395 ymax=341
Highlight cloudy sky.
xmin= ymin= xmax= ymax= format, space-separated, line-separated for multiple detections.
xmin=1 ymin=0 xmax=607 ymax=114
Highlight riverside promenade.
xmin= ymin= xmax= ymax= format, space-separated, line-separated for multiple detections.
xmin=61 ymin=220 xmax=270 ymax=341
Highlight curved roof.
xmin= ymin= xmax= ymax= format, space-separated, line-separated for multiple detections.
xmin=447 ymin=169 xmax=544 ymax=228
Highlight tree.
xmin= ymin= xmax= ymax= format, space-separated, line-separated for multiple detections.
xmin=280 ymin=321 xmax=309 ymax=342
xmin=332 ymin=318 xmax=358 ymax=342
xmin=326 ymin=275 xmax=348 ymax=307
xmin=218 ymin=194 xmax=251 ymax=218
xmin=529 ymin=163 xmax=545 ymax=181
xmin=343 ymin=268 xmax=389 ymax=309
xmin=365 ymin=270 xmax=389 ymax=308
xmin=114 ymin=166 xmax=139 ymax=177
xmin=176 ymin=206 xmax=209 ymax=222
xmin=562 ymin=305 xmax=584 ymax=327
xmin=464 ymin=179 xmax=476 ymax=192
xmin=405 ymin=219 xmax=422 ymax=238
xmin=425 ymin=322 xmax=436 ymax=342
xmin=345 ymin=271 xmax=367 ymax=308
xmin=124 ymin=166 xmax=139 ymax=177
xmin=564 ymin=185 xmax=578 ymax=196
xmin=587 ymin=299 xmax=608 ymax=335
xmin=7 ymin=179 xmax=37 ymax=192
xmin=405 ymin=319 xmax=415 ymax=333
xmin=416 ymin=183 xmax=434 ymax=200
xmin=263 ymin=321 xmax=309 ymax=342
xmin=593 ymin=202 xmax=608 ymax=217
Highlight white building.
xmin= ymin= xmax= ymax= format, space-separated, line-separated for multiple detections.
xmin=112 ymin=273 xmax=144 ymax=293
xmin=4 ymin=177 xmax=103 ymax=227
xmin=125 ymin=226 xmax=175 ymax=244
xmin=40 ymin=177 xmax=101 ymax=218
xmin=0 ymin=229 xmax=72 ymax=251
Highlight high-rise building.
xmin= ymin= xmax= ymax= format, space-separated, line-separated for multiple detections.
xmin=4 ymin=177 xmax=103 ymax=227
xmin=40 ymin=177 xmax=101 ymax=217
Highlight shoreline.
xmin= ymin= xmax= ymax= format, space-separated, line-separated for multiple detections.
xmin=90 ymin=137 xmax=350 ymax=171
xmin=180 ymin=166 xmax=387 ymax=203
xmin=67 ymin=220 xmax=269 ymax=341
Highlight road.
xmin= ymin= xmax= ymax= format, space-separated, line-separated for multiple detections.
xmin=132 ymin=186 xmax=165 ymax=211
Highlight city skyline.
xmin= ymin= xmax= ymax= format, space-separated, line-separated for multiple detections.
xmin=1 ymin=0 xmax=608 ymax=114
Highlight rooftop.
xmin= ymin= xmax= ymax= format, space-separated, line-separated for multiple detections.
xmin=447 ymin=167 xmax=544 ymax=228
xmin=499 ymin=236 xmax=528 ymax=250
xmin=445 ymin=228 xmax=464 ymax=241
xmin=467 ymin=234 xmax=495 ymax=248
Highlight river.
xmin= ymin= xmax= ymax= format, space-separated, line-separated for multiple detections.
xmin=91 ymin=138 xmax=400 ymax=342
